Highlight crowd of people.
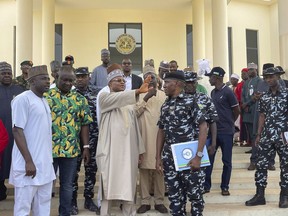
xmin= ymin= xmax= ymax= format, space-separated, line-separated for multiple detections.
xmin=0 ymin=48 xmax=288 ymax=216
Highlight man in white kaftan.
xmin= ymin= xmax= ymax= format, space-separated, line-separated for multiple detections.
xmin=96 ymin=63 xmax=148 ymax=216
xmin=9 ymin=65 xmax=55 ymax=216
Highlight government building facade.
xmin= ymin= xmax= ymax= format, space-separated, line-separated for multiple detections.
xmin=0 ymin=0 xmax=287 ymax=82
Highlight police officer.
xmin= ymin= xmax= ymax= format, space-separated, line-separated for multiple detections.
xmin=184 ymin=71 xmax=218 ymax=159
xmin=245 ymin=67 xmax=288 ymax=208
xmin=156 ymin=71 xmax=208 ymax=216
xmin=71 ymin=67 xmax=100 ymax=215
xmin=13 ymin=60 xmax=33 ymax=90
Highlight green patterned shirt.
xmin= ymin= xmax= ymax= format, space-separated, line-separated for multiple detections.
xmin=45 ymin=87 xmax=93 ymax=158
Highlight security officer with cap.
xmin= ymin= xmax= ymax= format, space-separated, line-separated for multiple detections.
xmin=184 ymin=71 xmax=218 ymax=159
xmin=13 ymin=60 xmax=33 ymax=90
xmin=72 ymin=67 xmax=100 ymax=215
xmin=156 ymin=70 xmax=208 ymax=216
xmin=246 ymin=67 xmax=288 ymax=208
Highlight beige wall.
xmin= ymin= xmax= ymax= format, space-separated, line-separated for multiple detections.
xmin=0 ymin=1 xmax=16 ymax=72
xmin=227 ymin=1 xmax=279 ymax=75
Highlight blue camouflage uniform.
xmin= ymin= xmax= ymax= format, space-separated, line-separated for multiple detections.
xmin=158 ymin=92 xmax=206 ymax=216
xmin=73 ymin=86 xmax=99 ymax=200
xmin=192 ymin=92 xmax=218 ymax=138
xmin=256 ymin=87 xmax=288 ymax=189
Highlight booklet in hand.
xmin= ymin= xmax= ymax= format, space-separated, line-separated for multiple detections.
xmin=171 ymin=140 xmax=210 ymax=171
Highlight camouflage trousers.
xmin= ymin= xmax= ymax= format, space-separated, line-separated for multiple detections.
xmin=72 ymin=145 xmax=97 ymax=200
xmin=255 ymin=140 xmax=288 ymax=188
xmin=162 ymin=147 xmax=205 ymax=216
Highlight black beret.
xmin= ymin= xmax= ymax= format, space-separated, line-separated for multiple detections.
xmin=184 ymin=71 xmax=198 ymax=82
xmin=21 ymin=60 xmax=33 ymax=67
xmin=261 ymin=67 xmax=280 ymax=76
xmin=262 ymin=63 xmax=274 ymax=71
xmin=163 ymin=70 xmax=185 ymax=82
xmin=75 ymin=67 xmax=89 ymax=75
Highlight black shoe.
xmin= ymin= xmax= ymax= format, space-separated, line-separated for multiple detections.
xmin=84 ymin=198 xmax=99 ymax=212
xmin=136 ymin=205 xmax=151 ymax=214
xmin=221 ymin=188 xmax=230 ymax=196
xmin=245 ymin=195 xmax=266 ymax=206
xmin=279 ymin=189 xmax=288 ymax=208
xmin=268 ymin=165 xmax=276 ymax=171
xmin=203 ymin=188 xmax=210 ymax=194
xmin=95 ymin=206 xmax=101 ymax=215
xmin=154 ymin=204 xmax=168 ymax=213
xmin=245 ymin=149 xmax=252 ymax=154
xmin=0 ymin=193 xmax=7 ymax=201
xmin=247 ymin=163 xmax=256 ymax=171
xmin=71 ymin=203 xmax=79 ymax=215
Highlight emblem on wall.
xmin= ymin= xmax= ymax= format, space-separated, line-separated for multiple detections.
xmin=115 ymin=33 xmax=136 ymax=55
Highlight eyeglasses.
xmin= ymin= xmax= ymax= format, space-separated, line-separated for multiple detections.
xmin=122 ymin=62 xmax=131 ymax=65
xmin=111 ymin=78 xmax=126 ymax=83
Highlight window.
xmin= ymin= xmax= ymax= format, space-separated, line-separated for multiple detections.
xmin=55 ymin=24 xmax=63 ymax=63
xmin=186 ymin=25 xmax=193 ymax=67
xmin=246 ymin=29 xmax=258 ymax=66
xmin=228 ymin=27 xmax=233 ymax=76
xmin=108 ymin=23 xmax=142 ymax=75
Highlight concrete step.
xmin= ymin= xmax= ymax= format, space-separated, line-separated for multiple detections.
xmin=2 ymin=146 xmax=286 ymax=216
xmin=2 ymin=199 xmax=287 ymax=216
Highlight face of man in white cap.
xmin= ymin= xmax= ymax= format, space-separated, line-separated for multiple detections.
xmin=230 ymin=73 xmax=239 ymax=87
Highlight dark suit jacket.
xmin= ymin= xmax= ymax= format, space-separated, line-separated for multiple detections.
xmin=131 ymin=74 xmax=143 ymax=90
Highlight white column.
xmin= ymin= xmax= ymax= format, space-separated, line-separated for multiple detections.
xmin=16 ymin=0 xmax=33 ymax=76
xmin=278 ymin=0 xmax=288 ymax=79
xmin=42 ymin=0 xmax=55 ymax=67
xmin=192 ymin=0 xmax=205 ymax=69
xmin=211 ymin=0 xmax=229 ymax=72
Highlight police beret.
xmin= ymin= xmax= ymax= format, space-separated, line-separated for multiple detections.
xmin=21 ymin=60 xmax=33 ymax=67
xmin=261 ymin=67 xmax=284 ymax=76
xmin=184 ymin=71 xmax=198 ymax=82
xmin=75 ymin=67 xmax=89 ymax=75
xmin=164 ymin=70 xmax=185 ymax=82
xmin=262 ymin=63 xmax=274 ymax=72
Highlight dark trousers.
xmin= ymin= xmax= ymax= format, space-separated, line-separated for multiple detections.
xmin=204 ymin=134 xmax=233 ymax=190
xmin=53 ymin=157 xmax=78 ymax=216
xmin=72 ymin=145 xmax=97 ymax=200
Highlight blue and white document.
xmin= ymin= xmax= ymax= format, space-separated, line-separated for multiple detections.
xmin=171 ymin=140 xmax=210 ymax=171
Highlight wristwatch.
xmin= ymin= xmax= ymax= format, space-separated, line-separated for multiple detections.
xmin=196 ymin=151 xmax=204 ymax=158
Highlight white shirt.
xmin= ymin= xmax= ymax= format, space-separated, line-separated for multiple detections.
xmin=9 ymin=91 xmax=56 ymax=187
xmin=124 ymin=74 xmax=132 ymax=90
